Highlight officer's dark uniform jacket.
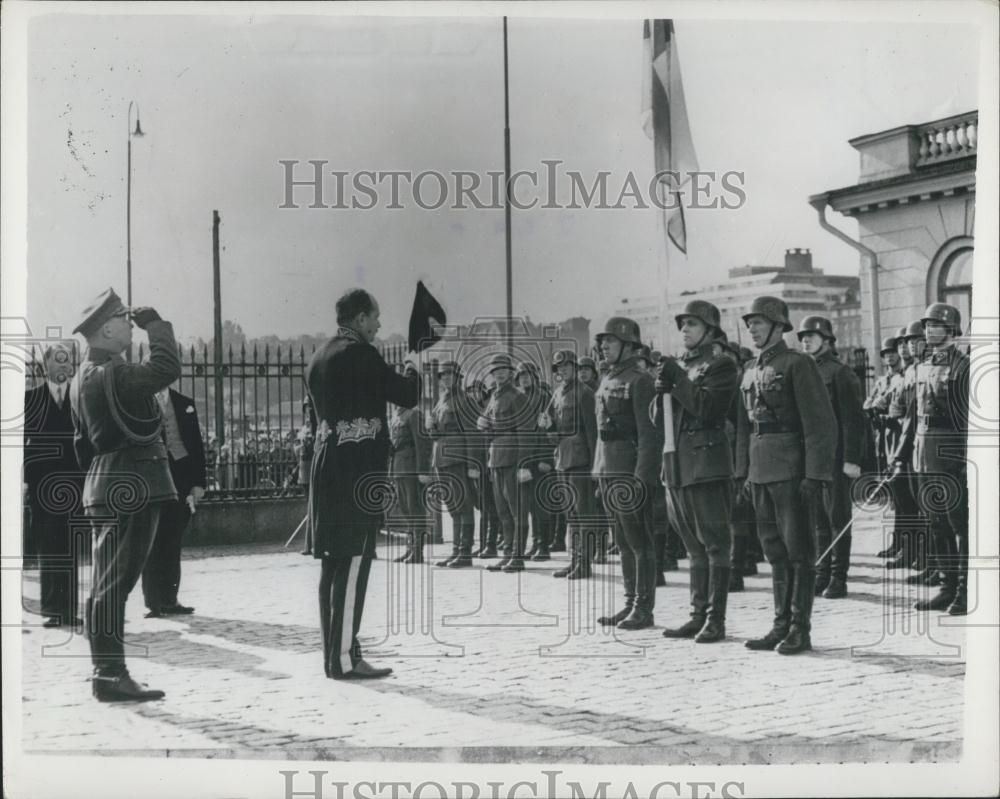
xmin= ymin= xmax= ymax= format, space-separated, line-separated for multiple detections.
xmin=306 ymin=327 xmax=418 ymax=558
xmin=548 ymin=377 xmax=597 ymax=471
xmin=888 ymin=360 xmax=921 ymax=468
xmin=70 ymin=321 xmax=181 ymax=510
xmin=654 ymin=346 xmax=739 ymax=489
xmin=864 ymin=369 xmax=899 ymax=469
xmin=388 ymin=406 xmax=430 ymax=476
xmin=478 ymin=382 xmax=529 ymax=469
xmin=428 ymin=387 xmax=476 ymax=469
xmin=813 ymin=350 xmax=866 ymax=467
xmin=593 ymin=355 xmax=662 ymax=485
xmin=735 ymin=340 xmax=836 ymax=484
xmin=520 ymin=383 xmax=555 ymax=474
xmin=912 ymin=344 xmax=969 ymax=476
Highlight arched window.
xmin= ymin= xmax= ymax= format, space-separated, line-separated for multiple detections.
xmin=927 ymin=237 xmax=974 ymax=324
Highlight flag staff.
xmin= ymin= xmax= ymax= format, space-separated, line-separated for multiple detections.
xmin=503 ymin=16 xmax=513 ymax=356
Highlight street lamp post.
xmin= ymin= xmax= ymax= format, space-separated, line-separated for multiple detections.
xmin=126 ymin=101 xmax=145 ymax=310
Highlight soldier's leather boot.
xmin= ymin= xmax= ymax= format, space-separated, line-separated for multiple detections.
xmin=566 ymin=563 xmax=592 ymax=579
xmin=915 ymin=584 xmax=956 ymax=611
xmin=746 ymin=561 xmax=792 ymax=651
xmin=394 ymin=544 xmax=412 ymax=563
xmin=915 ymin=531 xmax=957 ymax=611
xmin=448 ymin=557 xmax=473 ymax=568
xmin=814 ymin=570 xmax=830 ymax=597
xmin=501 ymin=558 xmax=525 ymax=572
xmin=777 ymin=564 xmax=814 ymax=655
xmin=409 ymin=534 xmax=425 ymax=564
xmin=728 ymin=570 xmax=745 ymax=592
xmin=478 ymin=546 xmax=498 ymax=559
xmin=695 ymin=566 xmax=729 ymax=643
xmin=485 ymin=557 xmax=511 ymax=571
xmin=730 ymin=536 xmax=748 ymax=586
xmin=598 ymin=605 xmax=632 ymax=626
xmin=93 ymin=671 xmax=165 ymax=703
xmin=531 ymin=545 xmax=551 ymax=562
xmin=663 ymin=566 xmax=708 ymax=638
xmin=947 ymin=536 xmax=968 ymax=615
xmin=435 ymin=553 xmax=456 ymax=567
xmin=553 ymin=565 xmax=572 ymax=578
xmin=617 ymin=607 xmax=654 ymax=630
xmin=823 ymin=576 xmax=847 ymax=599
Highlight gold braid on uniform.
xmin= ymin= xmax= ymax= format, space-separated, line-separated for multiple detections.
xmin=102 ymin=364 xmax=164 ymax=445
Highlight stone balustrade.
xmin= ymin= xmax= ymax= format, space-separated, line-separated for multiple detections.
xmin=916 ymin=111 xmax=978 ymax=165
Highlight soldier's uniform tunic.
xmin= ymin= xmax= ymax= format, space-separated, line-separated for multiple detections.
xmin=71 ymin=319 xmax=181 ymax=678
xmin=306 ymin=326 xmax=418 ymax=677
xmin=388 ymin=405 xmax=431 ymax=558
xmin=548 ymin=372 xmax=598 ymax=572
xmin=888 ymin=357 xmax=928 ymax=567
xmin=593 ymin=355 xmax=663 ymax=616
xmin=428 ymin=380 xmax=477 ymax=560
xmin=522 ymin=380 xmax=556 ymax=556
xmin=811 ymin=350 xmax=866 ymax=586
xmin=735 ymin=340 xmax=836 ymax=640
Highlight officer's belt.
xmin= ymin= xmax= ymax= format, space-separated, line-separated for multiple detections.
xmin=599 ymin=430 xmax=635 ymax=443
xmin=751 ymin=422 xmax=801 ymax=435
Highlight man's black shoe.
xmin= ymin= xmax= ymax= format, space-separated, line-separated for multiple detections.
xmin=745 ymin=629 xmax=787 ymax=651
xmin=435 ymin=556 xmax=456 ymax=567
xmin=159 ymin=603 xmax=195 ymax=615
xmin=144 ymin=608 xmax=163 ymax=619
xmin=617 ymin=609 xmax=654 ymax=630
xmin=485 ymin=558 xmax=511 ymax=572
xmin=530 ymin=550 xmax=551 ymax=562
xmin=814 ymin=574 xmax=831 ymax=596
xmin=331 ymin=659 xmax=392 ymax=680
xmin=823 ymin=578 xmax=847 ymax=599
xmin=566 ymin=567 xmax=592 ymax=580
xmin=478 ymin=547 xmax=499 ymax=559
xmin=553 ymin=566 xmax=572 ymax=578
xmin=885 ymin=556 xmax=909 ymax=570
xmin=447 ymin=557 xmax=473 ymax=568
xmin=662 ymin=616 xmax=705 ymax=639
xmin=597 ymin=607 xmax=631 ymax=626
xmin=915 ymin=588 xmax=955 ymax=612
xmin=43 ymin=615 xmax=82 ymax=628
xmin=501 ymin=559 xmax=525 ymax=572
xmin=776 ymin=627 xmax=812 ymax=655
xmin=93 ymin=673 xmax=165 ymax=702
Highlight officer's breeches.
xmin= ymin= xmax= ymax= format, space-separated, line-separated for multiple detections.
xmin=395 ymin=475 xmax=428 ymax=544
xmin=812 ymin=470 xmax=854 ymax=579
xmin=436 ymin=464 xmax=475 ymax=557
xmin=87 ymin=503 xmax=163 ymax=675
xmin=319 ymin=553 xmax=373 ymax=677
xmin=557 ymin=468 xmax=595 ymax=561
xmin=917 ymin=470 xmax=969 ymax=585
xmin=751 ymin=480 xmax=815 ymax=568
xmin=599 ymin=477 xmax=656 ymax=612
xmin=668 ymin=481 xmax=734 ymax=569
xmin=491 ymin=466 xmax=528 ymax=558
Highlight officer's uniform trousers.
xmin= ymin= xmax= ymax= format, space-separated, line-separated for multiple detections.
xmin=599 ymin=477 xmax=656 ymax=612
xmin=318 ymin=539 xmax=375 ymax=678
xmin=141 ymin=497 xmax=191 ymax=610
xmin=752 ymin=478 xmax=815 ymax=567
xmin=476 ymin=468 xmax=501 ymax=550
xmin=813 ymin=469 xmax=853 ymax=582
xmin=492 ymin=466 xmax=529 ymax=559
xmin=667 ymin=480 xmax=733 ymax=569
xmin=437 ymin=462 xmax=476 ymax=558
xmin=33 ymin=502 xmax=81 ymax=621
xmin=87 ymin=503 xmax=164 ymax=675
xmin=557 ymin=466 xmax=596 ymax=564
xmin=394 ymin=470 xmax=426 ymax=550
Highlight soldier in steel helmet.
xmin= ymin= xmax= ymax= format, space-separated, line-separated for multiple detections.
xmin=478 ymin=353 xmax=534 ymax=572
xmin=796 ymin=315 xmax=866 ymax=599
xmin=426 ymin=359 xmax=479 ymax=568
xmin=655 ymin=300 xmax=740 ymax=642
xmin=69 ymin=288 xmax=180 ymax=701
xmin=885 ymin=321 xmax=931 ymax=575
xmin=516 ymin=360 xmax=557 ymax=560
xmin=901 ymin=304 xmax=969 ymax=615
xmin=465 ymin=378 xmax=501 ymax=558
xmin=736 ymin=296 xmax=837 ymax=654
xmin=577 ymin=355 xmax=600 ymax=392
xmin=593 ymin=317 xmax=663 ymax=630
xmin=546 ymin=349 xmax=599 ymax=578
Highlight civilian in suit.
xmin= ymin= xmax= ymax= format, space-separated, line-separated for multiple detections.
xmin=23 ymin=342 xmax=85 ymax=627
xmin=141 ymin=386 xmax=207 ymax=617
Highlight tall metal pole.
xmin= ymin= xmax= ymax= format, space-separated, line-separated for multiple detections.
xmin=212 ymin=210 xmax=225 ymax=446
xmin=503 ymin=16 xmax=513 ymax=356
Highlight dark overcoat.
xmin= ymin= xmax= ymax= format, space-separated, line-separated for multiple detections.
xmin=306 ymin=328 xmax=418 ymax=558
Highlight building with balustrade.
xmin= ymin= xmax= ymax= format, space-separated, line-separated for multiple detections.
xmin=810 ymin=110 xmax=977 ymax=360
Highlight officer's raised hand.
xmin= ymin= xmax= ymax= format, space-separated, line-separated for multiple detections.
xmin=656 ymin=357 xmax=685 ymax=394
xmin=129 ymin=307 xmax=162 ymax=329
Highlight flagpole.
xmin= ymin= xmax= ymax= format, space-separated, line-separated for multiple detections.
xmin=503 ymin=15 xmax=513 ymax=356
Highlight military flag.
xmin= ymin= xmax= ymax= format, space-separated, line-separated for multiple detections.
xmin=408 ymin=281 xmax=447 ymax=354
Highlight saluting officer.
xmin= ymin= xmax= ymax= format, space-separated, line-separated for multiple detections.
xmin=479 ymin=353 xmax=533 ymax=572
xmin=428 ymin=360 xmax=478 ymax=568
xmin=546 ymin=349 xmax=598 ymax=579
xmin=796 ymin=316 xmax=866 ymax=599
xmin=593 ymin=317 xmax=663 ymax=630
xmin=388 ymin=360 xmax=431 ymax=564
xmin=735 ymin=296 xmax=836 ymax=655
xmin=656 ymin=301 xmax=740 ymax=642
xmin=70 ymin=289 xmax=180 ymax=702
xmin=908 ymin=304 xmax=969 ymax=615
xmin=307 ymin=289 xmax=419 ymax=680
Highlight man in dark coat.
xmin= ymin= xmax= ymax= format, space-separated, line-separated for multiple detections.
xmin=306 ymin=289 xmax=419 ymax=680
xmin=141 ymin=386 xmax=207 ymax=617
xmin=735 ymin=296 xmax=837 ymax=655
xmin=70 ymin=288 xmax=180 ymax=701
xmin=23 ymin=342 xmax=85 ymax=627
xmin=656 ymin=301 xmax=740 ymax=643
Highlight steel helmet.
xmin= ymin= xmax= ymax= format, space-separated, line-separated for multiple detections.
xmin=487 ymin=352 xmax=514 ymax=373
xmin=596 ymin=316 xmax=642 ymax=346
xmin=577 ymin=355 xmax=597 ymax=372
xmin=675 ymin=299 xmax=722 ymax=331
xmin=879 ymin=336 xmax=899 ymax=355
xmin=742 ymin=296 xmax=792 ymax=332
xmin=921 ymin=303 xmax=962 ymax=336
xmin=635 ymin=345 xmax=652 ymax=363
xmin=551 ymin=349 xmax=577 ymax=370
xmin=796 ymin=315 xmax=836 ymax=342
xmin=903 ymin=320 xmax=926 ymax=340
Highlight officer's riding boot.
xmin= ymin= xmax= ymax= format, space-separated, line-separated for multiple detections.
xmin=777 ymin=564 xmax=814 ymax=654
xmin=618 ymin=550 xmax=656 ymax=629
xmin=729 ymin=537 xmax=746 ymax=592
xmin=824 ymin=527 xmax=851 ymax=599
xmin=663 ymin=566 xmax=708 ymax=638
xmin=591 ymin=529 xmax=609 ymax=564
xmin=394 ymin=536 xmax=413 ymax=563
xmin=449 ymin=518 xmax=475 ymax=567
xmin=567 ymin=528 xmax=593 ymax=579
xmin=554 ymin=525 xmax=577 ymax=578
xmin=654 ymin=532 xmax=668 ymax=586
xmin=550 ymin=516 xmax=567 ymax=552
xmin=947 ymin=535 xmax=968 ymax=616
xmin=599 ymin=545 xmax=636 ymax=626
xmin=695 ymin=566 xmax=730 ymax=643
xmin=409 ymin=531 xmax=425 ymax=564
xmin=746 ymin=561 xmax=792 ymax=650
xmin=915 ymin=529 xmax=957 ymax=611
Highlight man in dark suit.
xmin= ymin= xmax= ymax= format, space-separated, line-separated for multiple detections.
xmin=71 ymin=287 xmax=180 ymax=701
xmin=23 ymin=342 xmax=85 ymax=627
xmin=141 ymin=386 xmax=207 ymax=617
xmin=307 ymin=288 xmax=419 ymax=680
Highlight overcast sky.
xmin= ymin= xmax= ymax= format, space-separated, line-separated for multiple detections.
xmin=25 ymin=12 xmax=980 ymax=341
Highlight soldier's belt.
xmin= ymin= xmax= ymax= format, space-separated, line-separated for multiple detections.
xmin=599 ymin=430 xmax=635 ymax=443
xmin=751 ymin=422 xmax=801 ymax=435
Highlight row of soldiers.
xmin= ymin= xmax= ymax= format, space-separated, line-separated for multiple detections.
xmin=863 ymin=304 xmax=970 ymax=615
xmin=385 ymin=294 xmax=970 ymax=654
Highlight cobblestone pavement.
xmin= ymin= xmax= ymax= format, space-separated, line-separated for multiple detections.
xmin=16 ymin=509 xmax=967 ymax=764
